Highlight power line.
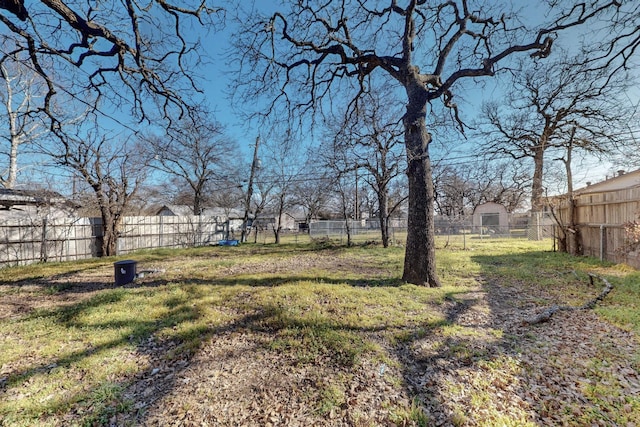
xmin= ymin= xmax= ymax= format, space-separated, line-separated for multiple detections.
xmin=0 ymin=47 xmax=146 ymax=136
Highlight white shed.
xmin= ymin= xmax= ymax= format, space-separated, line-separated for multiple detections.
xmin=472 ymin=202 xmax=509 ymax=233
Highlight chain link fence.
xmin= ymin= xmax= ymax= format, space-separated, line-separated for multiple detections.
xmin=308 ymin=215 xmax=555 ymax=246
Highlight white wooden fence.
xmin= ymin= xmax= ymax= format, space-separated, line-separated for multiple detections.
xmin=0 ymin=215 xmax=228 ymax=268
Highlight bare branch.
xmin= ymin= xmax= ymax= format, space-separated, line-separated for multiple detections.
xmin=0 ymin=0 xmax=223 ymax=131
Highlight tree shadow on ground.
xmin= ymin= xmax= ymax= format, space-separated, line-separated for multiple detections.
xmin=4 ymin=249 xmax=635 ymax=425
xmin=1 ymin=269 xmax=439 ymax=424
xmin=0 ymin=265 xmax=107 ymax=287
xmin=387 ymin=249 xmax=617 ymax=425
xmin=390 ymin=287 xmax=512 ymax=425
xmin=0 ymin=281 xmax=297 ymax=425
xmin=0 ymin=263 xmax=501 ymax=425
xmin=445 ymin=250 xmax=640 ymax=426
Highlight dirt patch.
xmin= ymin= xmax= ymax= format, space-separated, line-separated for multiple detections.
xmin=0 ymin=266 xmax=116 ymax=320
xmin=136 ymin=330 xmax=407 ymax=427
xmin=109 ymin=278 xmax=638 ymax=426
xmin=1 ymin=253 xmax=638 ymax=426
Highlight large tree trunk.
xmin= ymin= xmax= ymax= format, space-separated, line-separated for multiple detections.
xmin=402 ymin=85 xmax=441 ymax=287
xmin=101 ymin=211 xmax=119 ymax=257
xmin=193 ymin=192 xmax=202 ymax=216
xmin=530 ymin=144 xmax=545 ymax=214
xmin=377 ymin=185 xmax=390 ymax=248
xmin=529 ymin=144 xmax=545 ymax=240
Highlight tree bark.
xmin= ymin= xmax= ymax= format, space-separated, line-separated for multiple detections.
xmin=377 ymin=188 xmax=390 ymax=248
xmin=402 ymin=82 xmax=441 ymax=287
xmin=529 ymin=142 xmax=546 ymax=240
xmin=193 ymin=187 xmax=203 ymax=215
xmin=273 ymin=227 xmax=280 ymax=244
xmin=562 ymin=129 xmax=583 ymax=256
xmin=101 ymin=211 xmax=119 ymax=257
xmin=273 ymin=192 xmax=285 ymax=245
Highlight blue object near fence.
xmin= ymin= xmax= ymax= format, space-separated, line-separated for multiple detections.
xmin=114 ymin=260 xmax=137 ymax=285
xmin=218 ymin=239 xmax=239 ymax=246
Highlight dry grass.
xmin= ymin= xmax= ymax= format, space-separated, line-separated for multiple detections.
xmin=0 ymin=238 xmax=638 ymax=426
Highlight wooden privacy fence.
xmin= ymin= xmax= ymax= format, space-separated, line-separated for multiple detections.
xmin=554 ymin=186 xmax=640 ymax=268
xmin=0 ymin=215 xmax=228 ymax=268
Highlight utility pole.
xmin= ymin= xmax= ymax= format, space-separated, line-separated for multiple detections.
xmin=241 ymin=136 xmax=260 ymax=243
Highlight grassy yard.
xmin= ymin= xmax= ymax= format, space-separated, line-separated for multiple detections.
xmin=0 ymin=237 xmax=638 ymax=426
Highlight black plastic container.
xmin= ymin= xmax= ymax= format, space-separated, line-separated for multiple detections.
xmin=114 ymin=260 xmax=137 ymax=285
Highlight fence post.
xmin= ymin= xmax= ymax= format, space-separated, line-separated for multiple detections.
xmin=39 ymin=217 xmax=48 ymax=262
xmin=600 ymin=224 xmax=605 ymax=261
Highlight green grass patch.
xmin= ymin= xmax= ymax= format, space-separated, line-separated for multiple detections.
xmin=0 ymin=238 xmax=638 ymax=425
xmin=389 ymin=396 xmax=431 ymax=427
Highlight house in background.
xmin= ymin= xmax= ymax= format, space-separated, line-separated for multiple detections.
xmin=575 ymin=169 xmax=640 ymax=195
xmin=252 ymin=210 xmax=301 ymax=233
xmin=154 ymin=205 xmax=247 ymax=238
xmin=554 ymin=168 xmax=640 ymax=267
xmin=0 ymin=188 xmax=76 ymax=220
xmin=155 ymin=204 xmax=194 ymax=217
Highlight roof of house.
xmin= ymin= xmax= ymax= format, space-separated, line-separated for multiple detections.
xmin=155 ymin=204 xmax=194 ymax=216
xmin=0 ymin=188 xmax=67 ymax=209
xmin=155 ymin=205 xmax=245 ymax=218
xmin=472 ymin=201 xmax=508 ymax=215
xmin=574 ymin=169 xmax=640 ymax=195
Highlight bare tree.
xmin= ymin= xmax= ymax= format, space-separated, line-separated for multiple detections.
xmin=0 ymin=49 xmax=47 ymax=188
xmin=249 ymin=177 xmax=275 ymax=243
xmin=0 ymin=1 xmax=222 ymax=133
xmin=232 ymin=1 xmax=633 ymax=286
xmin=333 ymin=173 xmax=357 ymax=247
xmin=260 ymin=135 xmax=304 ymax=244
xmin=318 ymin=129 xmax=359 ymax=246
xmin=129 ymin=183 xmax=173 ymax=215
xmin=551 ymin=127 xmax=583 ymax=254
xmin=291 ymin=163 xmax=333 ymax=231
xmin=143 ymin=113 xmax=237 ymax=215
xmin=210 ymin=181 xmax=244 ymax=216
xmin=40 ymin=130 xmax=147 ymax=256
xmin=433 ymin=165 xmax=471 ymax=218
xmin=332 ymin=90 xmax=407 ymax=247
xmin=480 ymin=53 xmax=631 ymax=238
xmin=433 ymin=161 xmax=529 ymax=216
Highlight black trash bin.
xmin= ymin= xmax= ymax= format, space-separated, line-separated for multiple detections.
xmin=114 ymin=260 xmax=137 ymax=286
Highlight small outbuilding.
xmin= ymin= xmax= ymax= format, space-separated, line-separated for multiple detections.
xmin=472 ymin=202 xmax=509 ymax=234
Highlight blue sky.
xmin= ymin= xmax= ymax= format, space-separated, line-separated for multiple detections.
xmin=193 ymin=2 xmax=638 ymax=191
xmin=26 ymin=0 xmax=634 ymax=192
